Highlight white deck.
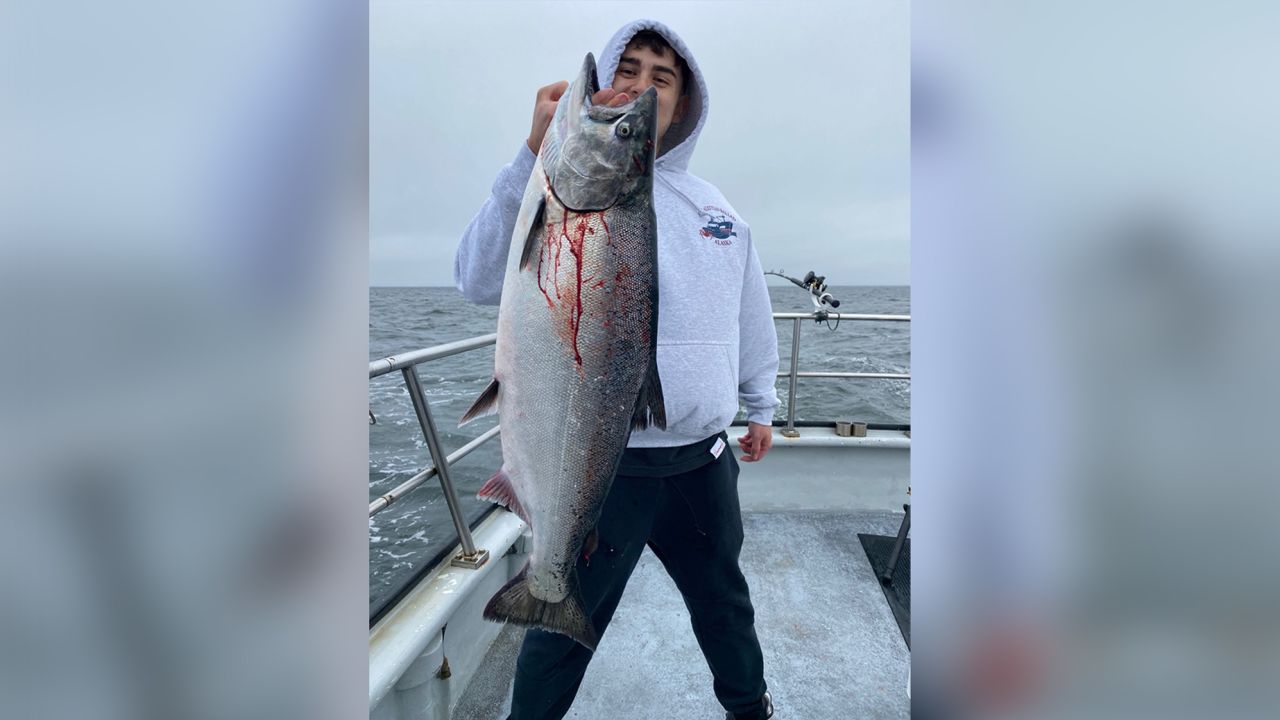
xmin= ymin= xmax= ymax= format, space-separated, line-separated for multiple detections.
xmin=453 ymin=510 xmax=910 ymax=719
xmin=371 ymin=427 xmax=911 ymax=719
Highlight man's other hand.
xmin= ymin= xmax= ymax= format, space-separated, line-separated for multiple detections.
xmin=526 ymin=83 xmax=633 ymax=154
xmin=526 ymin=81 xmax=568 ymax=155
xmin=737 ymin=422 xmax=773 ymax=462
xmin=592 ymin=87 xmax=632 ymax=108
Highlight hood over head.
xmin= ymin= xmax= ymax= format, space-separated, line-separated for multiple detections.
xmin=597 ymin=19 xmax=707 ymax=173
xmin=543 ymin=53 xmax=658 ymax=212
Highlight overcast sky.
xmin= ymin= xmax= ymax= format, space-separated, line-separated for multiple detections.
xmin=370 ymin=0 xmax=908 ymax=287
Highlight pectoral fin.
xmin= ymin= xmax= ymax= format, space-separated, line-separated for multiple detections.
xmin=520 ymin=197 xmax=546 ymax=271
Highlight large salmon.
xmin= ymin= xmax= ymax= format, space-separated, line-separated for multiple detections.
xmin=459 ymin=53 xmax=664 ymax=650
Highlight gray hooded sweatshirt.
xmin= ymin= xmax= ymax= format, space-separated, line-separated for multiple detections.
xmin=453 ymin=19 xmax=779 ymax=448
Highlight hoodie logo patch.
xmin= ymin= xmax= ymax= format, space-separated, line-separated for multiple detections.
xmin=699 ymin=206 xmax=738 ymax=246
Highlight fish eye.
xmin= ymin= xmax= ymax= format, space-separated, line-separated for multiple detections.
xmin=616 ymin=122 xmax=632 ymax=138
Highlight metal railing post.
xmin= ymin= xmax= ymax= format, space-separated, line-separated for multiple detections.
xmin=369 ymin=425 xmax=501 ymax=517
xmin=782 ymin=317 xmax=802 ymax=438
xmin=401 ymin=366 xmax=490 ymax=569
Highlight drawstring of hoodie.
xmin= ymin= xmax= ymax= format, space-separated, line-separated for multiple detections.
xmin=655 ymin=171 xmax=708 ymax=219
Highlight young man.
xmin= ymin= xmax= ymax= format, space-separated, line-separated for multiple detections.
xmin=454 ymin=20 xmax=779 ymax=720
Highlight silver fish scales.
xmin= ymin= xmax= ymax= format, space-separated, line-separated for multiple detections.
xmin=459 ymin=53 xmax=664 ymax=649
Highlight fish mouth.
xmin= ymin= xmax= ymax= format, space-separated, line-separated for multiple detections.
xmin=579 ymin=52 xmax=601 ymax=105
xmin=579 ymin=53 xmax=657 ymax=124
xmin=564 ymin=60 xmax=657 ymax=185
xmin=559 ymin=53 xmax=609 ymax=184
xmin=548 ymin=54 xmax=657 ymax=210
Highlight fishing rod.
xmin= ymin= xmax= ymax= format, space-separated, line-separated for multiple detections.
xmin=765 ymin=269 xmax=843 ymax=329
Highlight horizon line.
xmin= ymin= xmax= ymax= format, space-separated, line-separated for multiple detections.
xmin=371 ymin=283 xmax=911 ymax=289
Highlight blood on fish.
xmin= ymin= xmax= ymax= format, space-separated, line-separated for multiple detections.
xmin=536 ymin=226 xmax=554 ymax=308
xmin=536 ymin=177 xmax=557 ymax=309
xmin=564 ymin=214 xmax=590 ymax=366
xmin=554 ymin=215 xmax=566 ymax=298
xmin=536 ymin=204 xmax=619 ymax=368
xmin=614 ymin=262 xmax=632 ymax=285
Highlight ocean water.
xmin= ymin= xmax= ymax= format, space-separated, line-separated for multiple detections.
xmin=368 ymin=285 xmax=909 ymax=617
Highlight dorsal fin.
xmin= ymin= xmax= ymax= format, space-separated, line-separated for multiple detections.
xmin=458 ymin=377 xmax=500 ymax=426
xmin=520 ymin=197 xmax=546 ymax=271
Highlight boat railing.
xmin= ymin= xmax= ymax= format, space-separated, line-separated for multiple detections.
xmin=771 ymin=312 xmax=910 ymax=437
xmin=369 ymin=334 xmax=498 ymax=571
xmin=367 ymin=311 xmax=910 ymax=573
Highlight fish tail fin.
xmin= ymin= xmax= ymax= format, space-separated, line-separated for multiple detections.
xmin=484 ymin=563 xmax=599 ymax=651
xmin=632 ymin=359 xmax=667 ymax=431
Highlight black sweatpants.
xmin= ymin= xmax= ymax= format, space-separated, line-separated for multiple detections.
xmin=506 ymin=432 xmax=768 ymax=720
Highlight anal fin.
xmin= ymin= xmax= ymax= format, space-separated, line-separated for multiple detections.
xmin=582 ymin=528 xmax=599 ymax=564
xmin=631 ymin=360 xmax=667 ymax=430
xmin=477 ymin=469 xmax=529 ymax=525
xmin=459 ymin=377 xmax=500 ymax=427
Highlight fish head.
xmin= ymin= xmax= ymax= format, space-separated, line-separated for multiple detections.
xmin=542 ymin=53 xmax=657 ymax=212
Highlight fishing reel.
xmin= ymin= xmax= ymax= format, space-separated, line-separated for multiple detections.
xmin=765 ymin=269 xmax=843 ymax=329
xmin=799 ymin=271 xmax=841 ymax=310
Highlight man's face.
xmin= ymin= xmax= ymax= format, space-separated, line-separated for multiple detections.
xmin=610 ymin=41 xmax=689 ymax=152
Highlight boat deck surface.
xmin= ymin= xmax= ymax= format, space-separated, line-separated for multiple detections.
xmin=453 ymin=510 xmax=910 ymax=719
